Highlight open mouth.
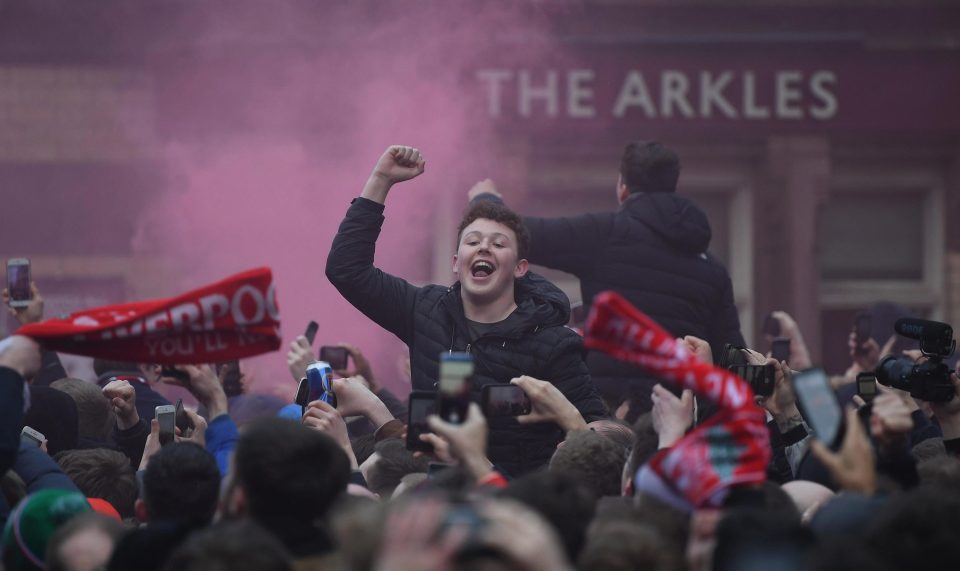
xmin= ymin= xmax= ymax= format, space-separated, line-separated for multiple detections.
xmin=470 ymin=260 xmax=496 ymax=278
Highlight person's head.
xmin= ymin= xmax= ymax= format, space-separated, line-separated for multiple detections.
xmin=713 ymin=508 xmax=816 ymax=571
xmin=917 ymin=455 xmax=960 ymax=491
xmin=360 ymin=438 xmax=428 ymax=498
xmin=49 ymin=379 xmax=114 ymax=442
xmin=92 ymin=359 xmax=139 ymax=381
xmin=24 ymin=387 xmax=80 ymax=456
xmin=224 ymin=417 xmax=351 ymax=524
xmin=45 ymin=513 xmax=126 ymax=571
xmin=617 ymin=141 xmax=680 ymax=202
xmin=2 ymin=490 xmax=92 ymax=571
xmin=578 ymin=519 xmax=681 ymax=571
xmin=498 ymin=471 xmax=596 ymax=562
xmin=140 ymin=442 xmax=220 ymax=524
xmin=865 ymin=488 xmax=960 ymax=571
xmin=454 ymin=201 xmax=530 ymax=306
xmin=586 ymin=419 xmax=635 ymax=452
xmin=54 ymin=449 xmax=137 ymax=518
xmin=550 ymin=430 xmax=627 ymax=499
xmin=161 ymin=520 xmax=292 ymax=571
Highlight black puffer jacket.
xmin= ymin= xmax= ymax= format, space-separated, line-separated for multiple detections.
xmin=487 ymin=191 xmax=744 ymax=408
xmin=326 ymin=198 xmax=607 ymax=476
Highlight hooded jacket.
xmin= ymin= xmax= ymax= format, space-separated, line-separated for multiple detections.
xmin=512 ymin=191 xmax=745 ymax=385
xmin=326 ymin=197 xmax=607 ymax=476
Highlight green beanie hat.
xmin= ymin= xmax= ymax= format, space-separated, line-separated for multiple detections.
xmin=2 ymin=489 xmax=91 ymax=571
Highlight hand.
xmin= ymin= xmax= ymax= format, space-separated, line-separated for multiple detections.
xmin=651 ymin=384 xmax=693 ymax=448
xmin=177 ymin=409 xmax=208 ymax=448
xmin=869 ymin=389 xmax=914 ymax=451
xmin=331 ymin=376 xmax=393 ymax=428
xmin=756 ymin=360 xmax=802 ymax=432
xmin=3 ymin=282 xmax=44 ymax=325
xmin=286 ymin=336 xmax=316 ymax=382
xmin=477 ymin=500 xmax=573 ymax=571
xmin=374 ymin=498 xmax=466 ymax=571
xmin=849 ymin=333 xmax=896 ymax=373
xmin=139 ymin=419 xmax=162 ymax=471
xmin=810 ymin=406 xmax=877 ymax=495
xmin=427 ymin=403 xmax=492 ymax=480
xmin=416 ymin=433 xmax=455 ymax=464
xmin=930 ymin=371 xmax=960 ymax=439
xmin=679 ymin=335 xmax=713 ymax=365
xmin=102 ymin=379 xmax=139 ymax=430
xmin=333 ymin=343 xmax=379 ymax=392
xmin=0 ymin=335 xmax=42 ymax=380
xmin=162 ymin=365 xmax=228 ymax=420
xmin=467 ymin=179 xmax=502 ymax=201
xmin=363 ymin=146 xmax=426 ymax=205
xmin=769 ymin=311 xmax=813 ymax=369
xmin=302 ymin=399 xmax=356 ymax=468
xmin=510 ymin=375 xmax=587 ymax=432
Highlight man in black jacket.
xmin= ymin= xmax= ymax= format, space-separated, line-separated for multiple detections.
xmin=326 ymin=146 xmax=607 ymax=476
xmin=469 ymin=141 xmax=745 ymax=418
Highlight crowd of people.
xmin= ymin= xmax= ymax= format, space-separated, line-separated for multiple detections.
xmin=1 ymin=142 xmax=959 ymax=571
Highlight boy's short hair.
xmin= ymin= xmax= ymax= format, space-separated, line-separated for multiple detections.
xmin=620 ymin=141 xmax=680 ymax=194
xmin=457 ymin=201 xmax=530 ymax=261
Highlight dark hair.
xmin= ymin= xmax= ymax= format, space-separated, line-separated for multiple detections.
xmin=578 ymin=520 xmax=681 ymax=571
xmin=50 ymin=378 xmax=115 ymax=441
xmin=498 ymin=471 xmax=596 ymax=562
xmin=364 ymin=438 xmax=428 ymax=498
xmin=456 ymin=200 xmax=530 ymax=261
xmin=917 ymin=455 xmax=960 ymax=491
xmin=866 ymin=488 xmax=960 ymax=571
xmin=234 ymin=418 xmax=351 ymax=521
xmin=161 ymin=520 xmax=293 ymax=571
xmin=623 ymin=414 xmax=658 ymax=495
xmin=619 ymin=141 xmax=680 ymax=194
xmin=713 ymin=508 xmax=816 ymax=571
xmin=46 ymin=513 xmax=127 ymax=571
xmin=55 ymin=448 xmax=137 ymax=518
xmin=143 ymin=442 xmax=221 ymax=524
xmin=549 ymin=430 xmax=627 ymax=499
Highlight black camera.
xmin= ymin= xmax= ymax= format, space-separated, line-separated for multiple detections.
xmin=875 ymin=318 xmax=956 ymax=403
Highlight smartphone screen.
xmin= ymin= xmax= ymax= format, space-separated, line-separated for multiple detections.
xmin=319 ymin=346 xmax=349 ymax=371
xmin=771 ymin=338 xmax=791 ymax=363
xmin=438 ymin=352 xmax=473 ymax=424
xmin=856 ymin=373 xmax=878 ymax=403
xmin=156 ymin=406 xmax=176 ymax=447
xmin=304 ymin=321 xmax=319 ymax=345
xmin=406 ymin=391 xmax=436 ymax=452
xmin=481 ymin=384 xmax=532 ymax=417
xmin=791 ymin=369 xmax=842 ymax=447
xmin=729 ymin=364 xmax=776 ymax=397
xmin=6 ymin=259 xmax=31 ymax=304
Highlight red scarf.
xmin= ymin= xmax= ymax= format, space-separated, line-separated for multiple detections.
xmin=18 ymin=267 xmax=281 ymax=363
xmin=585 ymin=291 xmax=769 ymax=508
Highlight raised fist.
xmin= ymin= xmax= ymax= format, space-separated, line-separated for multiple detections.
xmin=372 ymin=146 xmax=426 ymax=185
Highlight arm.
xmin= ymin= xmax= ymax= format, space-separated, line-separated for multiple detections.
xmin=325 ymin=147 xmax=426 ymax=343
xmin=705 ymin=273 xmax=745 ymax=362
xmin=0 ymin=336 xmax=41 ymax=475
xmin=13 ymin=442 xmax=80 ymax=494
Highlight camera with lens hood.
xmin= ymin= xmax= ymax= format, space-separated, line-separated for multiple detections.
xmin=875 ymin=318 xmax=956 ymax=402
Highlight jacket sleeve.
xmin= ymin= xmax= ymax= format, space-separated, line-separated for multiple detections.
xmin=205 ymin=414 xmax=238 ymax=478
xmin=14 ymin=442 xmax=80 ymax=494
xmin=522 ymin=213 xmax=614 ymax=276
xmin=544 ymin=332 xmax=608 ymax=422
xmin=705 ymin=272 xmax=745 ymax=361
xmin=0 ymin=367 xmax=25 ymax=476
xmin=114 ymin=419 xmax=150 ymax=469
xmin=325 ymin=197 xmax=421 ymax=344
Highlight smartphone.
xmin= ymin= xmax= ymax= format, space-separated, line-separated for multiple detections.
xmin=437 ymin=352 xmax=473 ymax=424
xmin=763 ymin=313 xmax=781 ymax=338
xmin=160 ymin=367 xmax=191 ymax=384
xmin=174 ymin=398 xmax=193 ymax=434
xmin=728 ymin=364 xmax=776 ymax=397
xmin=719 ymin=344 xmax=748 ymax=369
xmin=304 ymin=321 xmax=319 ymax=346
xmin=21 ymin=426 xmax=45 ymax=447
xmin=155 ymin=405 xmax=176 ymax=447
xmin=320 ymin=346 xmax=349 ymax=371
xmin=306 ymin=361 xmax=336 ymax=407
xmin=856 ymin=372 xmax=878 ymax=404
xmin=481 ymin=384 xmax=532 ymax=417
xmin=854 ymin=312 xmax=872 ymax=355
xmin=215 ymin=360 xmax=243 ymax=397
xmin=791 ymin=368 xmax=842 ymax=448
xmin=771 ymin=337 xmax=791 ymax=363
xmin=406 ymin=390 xmax=437 ymax=453
xmin=6 ymin=258 xmax=32 ymax=308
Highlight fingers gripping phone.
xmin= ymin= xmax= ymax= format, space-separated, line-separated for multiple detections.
xmin=437 ymin=352 xmax=473 ymax=425
xmin=791 ymin=368 xmax=842 ymax=448
xmin=155 ymin=405 xmax=176 ymax=447
xmin=771 ymin=338 xmax=791 ymax=363
xmin=729 ymin=364 xmax=777 ymax=397
xmin=6 ymin=258 xmax=32 ymax=308
xmin=856 ymin=373 xmax=878 ymax=404
xmin=406 ymin=391 xmax=437 ymax=453
xmin=320 ymin=346 xmax=349 ymax=371
xmin=481 ymin=384 xmax=532 ymax=417
xmin=21 ymin=426 xmax=45 ymax=447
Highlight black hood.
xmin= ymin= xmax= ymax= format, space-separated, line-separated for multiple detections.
xmin=622 ymin=192 xmax=711 ymax=255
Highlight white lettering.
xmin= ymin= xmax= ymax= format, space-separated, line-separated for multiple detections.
xmin=231 ymin=285 xmax=265 ymax=326
xmin=199 ymin=294 xmax=230 ymax=330
xmin=476 ymin=69 xmax=512 ymax=117
xmin=742 ymin=72 xmax=770 ymax=119
xmin=566 ymin=69 xmax=595 ymax=118
xmin=145 ymin=312 xmax=170 ymax=333
xmin=170 ymin=303 xmax=202 ymax=332
xmin=518 ymin=70 xmax=559 ymax=117
xmin=809 ymin=70 xmax=838 ymax=120
xmin=265 ymin=282 xmax=280 ymax=322
xmin=660 ymin=71 xmax=695 ymax=118
xmin=613 ymin=71 xmax=656 ymax=118
xmin=699 ymin=71 xmax=737 ymax=118
xmin=775 ymin=70 xmax=804 ymax=119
